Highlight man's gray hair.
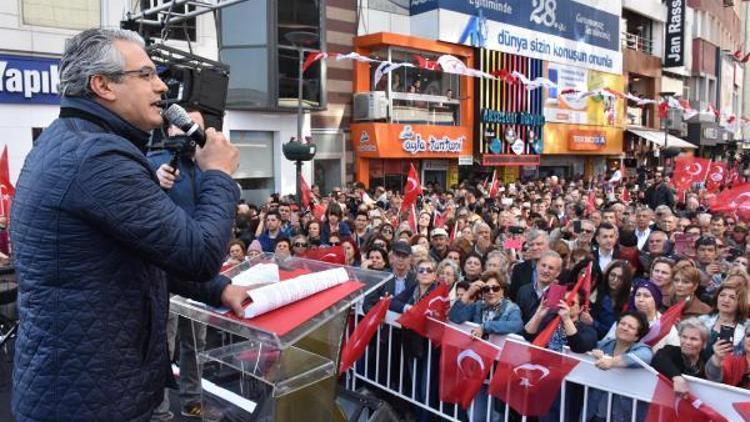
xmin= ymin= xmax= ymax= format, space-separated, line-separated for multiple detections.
xmin=59 ymin=28 xmax=145 ymax=97
xmin=525 ymin=228 xmax=549 ymax=245
xmin=472 ymin=221 xmax=491 ymax=235
xmin=538 ymin=250 xmax=562 ymax=266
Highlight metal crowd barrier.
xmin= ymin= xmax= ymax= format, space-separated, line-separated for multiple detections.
xmin=343 ymin=308 xmax=750 ymax=422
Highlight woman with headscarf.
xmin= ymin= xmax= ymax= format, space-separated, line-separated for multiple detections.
xmin=604 ymin=279 xmax=680 ymax=352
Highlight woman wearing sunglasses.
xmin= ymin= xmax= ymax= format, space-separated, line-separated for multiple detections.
xmin=448 ymin=270 xmax=522 ymax=339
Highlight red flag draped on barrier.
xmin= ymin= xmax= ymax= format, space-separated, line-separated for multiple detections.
xmin=0 ymin=146 xmax=13 ymax=218
xmin=708 ymin=183 xmax=750 ymax=220
xmin=397 ymin=283 xmax=450 ymax=338
xmin=732 ymin=402 xmax=750 ymax=421
xmin=439 ymin=325 xmax=501 ymax=409
xmin=673 ymin=157 xmax=711 ymax=193
xmin=646 ymin=373 xmax=728 ymax=421
xmin=706 ymin=162 xmax=728 ymax=192
xmin=400 ymin=163 xmax=422 ymax=214
xmin=641 ymin=299 xmax=687 ymax=347
xmin=338 ymin=296 xmax=391 ymax=375
xmin=489 ymin=339 xmax=580 ymax=417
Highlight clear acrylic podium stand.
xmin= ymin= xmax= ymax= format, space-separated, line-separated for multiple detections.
xmin=170 ymin=253 xmax=392 ymax=422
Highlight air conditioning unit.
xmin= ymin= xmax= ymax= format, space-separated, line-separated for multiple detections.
xmin=353 ymin=91 xmax=388 ymax=121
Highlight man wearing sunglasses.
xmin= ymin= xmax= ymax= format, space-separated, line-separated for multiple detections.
xmin=10 ymin=28 xmax=247 ymax=421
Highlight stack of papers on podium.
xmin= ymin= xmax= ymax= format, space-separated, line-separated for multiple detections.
xmin=244 ymin=267 xmax=350 ymax=318
xmin=231 ymin=263 xmax=280 ymax=286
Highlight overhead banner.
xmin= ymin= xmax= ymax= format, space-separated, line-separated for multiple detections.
xmin=411 ymin=0 xmax=623 ymax=74
xmin=543 ymin=62 xmax=626 ymax=127
xmin=664 ymin=0 xmax=686 ymax=67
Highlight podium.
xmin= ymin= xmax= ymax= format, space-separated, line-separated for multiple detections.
xmin=169 ymin=253 xmax=392 ymax=422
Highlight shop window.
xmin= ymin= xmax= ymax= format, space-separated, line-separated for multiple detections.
xmin=367 ymin=159 xmax=410 ymax=191
xmin=219 ymin=0 xmax=270 ymax=108
xmin=230 ymin=130 xmax=274 ymax=179
xmin=277 ymin=0 xmax=324 ymax=109
xmin=369 ymin=48 xmax=462 ymax=126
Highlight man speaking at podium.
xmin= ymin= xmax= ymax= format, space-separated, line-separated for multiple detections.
xmin=10 ymin=28 xmax=247 ymax=421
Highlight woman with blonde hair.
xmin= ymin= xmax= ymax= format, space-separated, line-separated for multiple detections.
xmin=666 ymin=266 xmax=711 ymax=317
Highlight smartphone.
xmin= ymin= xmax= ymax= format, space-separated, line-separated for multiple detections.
xmin=719 ymin=325 xmax=734 ymax=343
xmin=573 ymin=220 xmax=582 ymax=234
xmin=545 ymin=284 xmax=567 ymax=311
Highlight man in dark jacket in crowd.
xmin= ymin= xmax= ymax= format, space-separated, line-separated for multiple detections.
xmin=645 ymin=171 xmax=675 ymax=210
xmin=10 ymin=28 xmax=248 ymax=422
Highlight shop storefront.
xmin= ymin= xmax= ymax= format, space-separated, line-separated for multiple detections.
xmin=0 ymin=54 xmax=62 ymax=183
xmin=350 ymin=33 xmax=475 ymax=189
xmin=476 ymin=49 xmax=545 ymax=180
xmin=351 ymin=122 xmax=470 ymax=190
xmin=541 ymin=62 xmax=627 ymax=178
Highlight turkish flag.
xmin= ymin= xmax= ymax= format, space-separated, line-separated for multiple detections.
xmin=646 ymin=374 xmax=728 ymax=421
xmin=488 ymin=169 xmax=500 ymax=199
xmin=400 ymin=163 xmax=422 ymax=214
xmin=621 ymin=186 xmax=631 ymax=203
xmin=733 ymin=402 xmax=750 ymax=421
xmin=298 ymin=245 xmax=346 ymax=264
xmin=706 ymin=162 xmax=728 ymax=192
xmin=489 ymin=339 xmax=579 ymax=417
xmin=413 ymin=54 xmax=440 ymax=71
xmin=641 ymin=299 xmax=686 ymax=347
xmin=433 ymin=209 xmax=447 ymax=229
xmin=302 ymin=51 xmax=328 ymax=72
xmin=339 ymin=296 xmax=391 ymax=375
xmin=533 ymin=263 xmax=592 ymax=347
xmin=586 ymin=190 xmax=597 ymax=215
xmin=673 ymin=157 xmax=711 ymax=192
xmin=312 ymin=203 xmax=327 ymax=221
xmin=708 ymin=183 xmax=750 ymax=220
xmin=397 ymin=283 xmax=450 ymax=338
xmin=299 ymin=174 xmax=314 ymax=207
xmin=0 ymin=145 xmax=13 ymax=218
xmin=439 ymin=325 xmax=501 ymax=409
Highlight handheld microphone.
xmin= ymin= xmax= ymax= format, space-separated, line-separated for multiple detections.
xmin=162 ymin=104 xmax=205 ymax=148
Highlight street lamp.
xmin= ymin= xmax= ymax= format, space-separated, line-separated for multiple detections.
xmin=659 ymin=91 xmax=676 ymax=167
xmin=283 ymin=31 xmax=319 ymax=203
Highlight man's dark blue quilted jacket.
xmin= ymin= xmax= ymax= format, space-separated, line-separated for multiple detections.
xmin=10 ymin=97 xmax=240 ymax=421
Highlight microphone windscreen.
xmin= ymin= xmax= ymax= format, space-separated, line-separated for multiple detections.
xmin=162 ymin=104 xmax=192 ymax=128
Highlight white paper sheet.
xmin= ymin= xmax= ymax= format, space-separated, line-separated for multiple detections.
xmin=231 ymin=263 xmax=280 ymax=286
xmin=243 ymin=267 xmax=350 ymax=318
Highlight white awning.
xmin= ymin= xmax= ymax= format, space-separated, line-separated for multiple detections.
xmin=627 ymin=128 xmax=697 ymax=149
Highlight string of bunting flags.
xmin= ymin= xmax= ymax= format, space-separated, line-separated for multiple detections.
xmin=302 ymin=50 xmax=750 ymax=132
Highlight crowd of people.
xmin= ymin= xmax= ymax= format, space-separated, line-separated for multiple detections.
xmin=222 ymin=169 xmax=750 ymax=421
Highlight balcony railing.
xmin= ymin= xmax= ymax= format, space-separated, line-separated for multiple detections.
xmin=622 ymin=32 xmax=654 ymax=55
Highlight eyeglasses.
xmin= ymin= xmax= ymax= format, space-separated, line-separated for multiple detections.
xmin=581 ymin=229 xmax=594 ymax=234
xmin=330 ymin=241 xmax=341 ymax=246
xmin=609 ymin=273 xmax=623 ymax=280
xmin=417 ymin=267 xmax=435 ymax=274
xmin=381 ymin=229 xmax=393 ymax=234
xmin=294 ymin=242 xmax=308 ymax=248
xmin=481 ymin=285 xmax=502 ymax=293
xmin=112 ymin=66 xmax=159 ymax=81
xmin=373 ymin=242 xmax=386 ymax=249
